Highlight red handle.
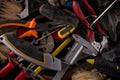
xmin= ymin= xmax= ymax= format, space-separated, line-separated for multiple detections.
xmin=82 ymin=0 xmax=105 ymax=34
xmin=0 ymin=59 xmax=17 ymax=78
xmin=72 ymin=0 xmax=90 ymax=27
xmin=72 ymin=0 xmax=94 ymax=41
xmin=9 ymin=51 xmax=16 ymax=58
xmin=14 ymin=70 xmax=30 ymax=80
xmin=82 ymin=0 xmax=96 ymax=15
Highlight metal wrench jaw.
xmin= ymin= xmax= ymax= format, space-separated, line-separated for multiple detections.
xmin=72 ymin=34 xmax=98 ymax=56
xmin=0 ymin=33 xmax=61 ymax=71
xmin=63 ymin=42 xmax=84 ymax=64
xmin=91 ymin=36 xmax=108 ymax=52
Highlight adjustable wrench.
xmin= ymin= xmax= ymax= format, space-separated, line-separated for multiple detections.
xmin=52 ymin=34 xmax=98 ymax=80
xmin=53 ymin=33 xmax=108 ymax=80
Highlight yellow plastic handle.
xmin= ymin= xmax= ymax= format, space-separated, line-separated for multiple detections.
xmin=58 ymin=25 xmax=76 ymax=39
xmin=34 ymin=37 xmax=72 ymax=74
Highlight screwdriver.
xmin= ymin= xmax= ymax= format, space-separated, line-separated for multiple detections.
xmin=86 ymin=56 xmax=120 ymax=78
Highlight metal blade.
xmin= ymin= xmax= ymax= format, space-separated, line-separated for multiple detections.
xmin=0 ymin=32 xmax=61 ymax=71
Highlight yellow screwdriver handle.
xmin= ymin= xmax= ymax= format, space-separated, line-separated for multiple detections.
xmin=58 ymin=25 xmax=76 ymax=39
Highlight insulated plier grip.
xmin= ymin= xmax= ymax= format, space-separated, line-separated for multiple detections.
xmin=72 ymin=0 xmax=94 ymax=42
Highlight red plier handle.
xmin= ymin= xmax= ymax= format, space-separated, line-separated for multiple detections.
xmin=14 ymin=70 xmax=30 ymax=80
xmin=72 ymin=0 xmax=94 ymax=42
xmin=81 ymin=0 xmax=105 ymax=34
xmin=0 ymin=59 xmax=17 ymax=78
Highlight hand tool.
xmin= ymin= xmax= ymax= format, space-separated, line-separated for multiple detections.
xmin=51 ymin=37 xmax=72 ymax=57
xmin=0 ymin=51 xmax=18 ymax=79
xmin=0 ymin=32 xmax=61 ymax=71
xmin=91 ymin=36 xmax=108 ymax=52
xmin=0 ymin=53 xmax=24 ymax=79
xmin=38 ymin=31 xmax=55 ymax=53
xmin=57 ymin=25 xmax=76 ymax=39
xmin=0 ymin=17 xmax=64 ymax=38
xmin=15 ymin=63 xmax=44 ymax=80
xmin=97 ymin=0 xmax=118 ymax=41
xmin=53 ymin=32 xmax=108 ymax=80
xmin=33 ymin=37 xmax=72 ymax=75
xmin=39 ymin=4 xmax=94 ymax=41
xmin=53 ymin=33 xmax=97 ymax=80
xmin=72 ymin=34 xmax=98 ymax=56
xmin=74 ymin=34 xmax=108 ymax=54
xmin=39 ymin=4 xmax=79 ymax=27
xmin=18 ymin=21 xmax=65 ymax=38
xmin=0 ymin=58 xmax=17 ymax=78
xmin=0 ymin=18 xmax=37 ymax=38
xmin=14 ymin=70 xmax=30 ymax=80
xmin=86 ymin=56 xmax=120 ymax=79
xmin=4 ymin=51 xmax=44 ymax=80
xmin=81 ymin=0 xmax=105 ymax=34
xmin=31 ymin=28 xmax=60 ymax=45
xmin=89 ymin=0 xmax=117 ymax=28
xmin=72 ymin=0 xmax=117 ymax=41
xmin=72 ymin=0 xmax=94 ymax=41
xmin=0 ymin=18 xmax=36 ymax=29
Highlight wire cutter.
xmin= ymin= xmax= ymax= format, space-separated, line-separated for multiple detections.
xmin=72 ymin=0 xmax=105 ymax=41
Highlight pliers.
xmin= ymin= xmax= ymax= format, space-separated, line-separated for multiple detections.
xmin=0 ymin=19 xmax=37 ymax=38
xmin=0 ymin=18 xmax=64 ymax=38
xmin=72 ymin=0 xmax=105 ymax=41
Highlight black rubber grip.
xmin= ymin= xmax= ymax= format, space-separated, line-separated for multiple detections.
xmin=39 ymin=4 xmax=79 ymax=27
xmin=0 ymin=20 xmax=26 ymax=24
xmin=5 ymin=33 xmax=44 ymax=62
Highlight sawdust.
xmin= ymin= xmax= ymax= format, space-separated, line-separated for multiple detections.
xmin=71 ymin=63 xmax=106 ymax=80
xmin=62 ymin=63 xmax=106 ymax=80
xmin=72 ymin=69 xmax=105 ymax=80
xmin=0 ymin=0 xmax=23 ymax=20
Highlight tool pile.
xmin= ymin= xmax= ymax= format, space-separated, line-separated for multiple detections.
xmin=0 ymin=0 xmax=120 ymax=80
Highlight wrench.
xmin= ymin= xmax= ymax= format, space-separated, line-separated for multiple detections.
xmin=53 ymin=33 xmax=108 ymax=80
xmin=52 ymin=34 xmax=97 ymax=80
